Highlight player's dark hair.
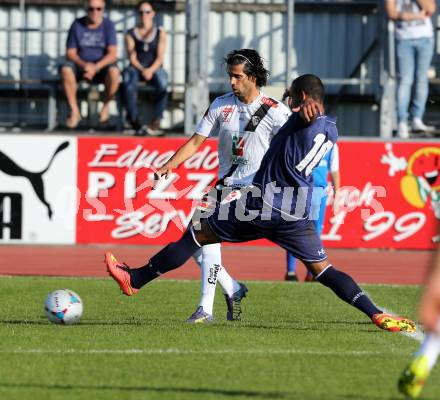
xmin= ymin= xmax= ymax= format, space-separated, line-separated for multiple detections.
xmin=224 ymin=49 xmax=269 ymax=87
xmin=291 ymin=74 xmax=325 ymax=103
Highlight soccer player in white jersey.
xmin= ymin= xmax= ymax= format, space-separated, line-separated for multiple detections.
xmin=154 ymin=49 xmax=291 ymax=323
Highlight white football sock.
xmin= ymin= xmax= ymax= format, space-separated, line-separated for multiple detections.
xmin=416 ymin=329 xmax=440 ymax=370
xmin=193 ymin=244 xmax=222 ymax=315
xmin=193 ymin=243 xmax=241 ymax=315
xmin=217 ymin=265 xmax=241 ymax=297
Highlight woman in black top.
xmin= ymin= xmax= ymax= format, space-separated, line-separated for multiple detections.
xmin=122 ymin=1 xmax=168 ymax=135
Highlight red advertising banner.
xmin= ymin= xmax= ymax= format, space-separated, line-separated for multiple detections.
xmin=76 ymin=137 xmax=218 ymax=244
xmin=322 ymin=140 xmax=439 ymax=249
xmin=76 ymin=137 xmax=439 ymax=249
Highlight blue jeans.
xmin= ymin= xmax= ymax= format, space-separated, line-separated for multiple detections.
xmin=396 ymin=37 xmax=434 ymax=123
xmin=122 ymin=66 xmax=168 ymax=123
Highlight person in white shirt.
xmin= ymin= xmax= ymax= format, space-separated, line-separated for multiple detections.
xmin=385 ymin=0 xmax=436 ymax=138
xmin=154 ymin=49 xmax=291 ymax=323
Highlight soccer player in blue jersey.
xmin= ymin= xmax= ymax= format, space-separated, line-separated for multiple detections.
xmin=285 ymin=142 xmax=340 ymax=282
xmin=105 ymin=74 xmax=416 ymax=333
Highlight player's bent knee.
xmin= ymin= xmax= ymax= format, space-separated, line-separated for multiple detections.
xmin=304 ymin=259 xmax=332 ymax=277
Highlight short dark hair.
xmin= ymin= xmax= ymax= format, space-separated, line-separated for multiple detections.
xmin=136 ymin=1 xmax=153 ymax=9
xmin=224 ymin=49 xmax=269 ymax=87
xmin=291 ymin=74 xmax=325 ymax=103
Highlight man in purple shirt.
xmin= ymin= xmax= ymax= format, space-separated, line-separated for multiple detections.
xmin=60 ymin=0 xmax=120 ymax=129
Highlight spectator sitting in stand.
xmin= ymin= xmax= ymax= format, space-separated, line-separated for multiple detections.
xmin=122 ymin=1 xmax=168 ymax=136
xmin=60 ymin=0 xmax=120 ymax=129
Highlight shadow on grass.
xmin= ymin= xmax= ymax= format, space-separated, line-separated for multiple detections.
xmin=0 ymin=319 xmax=154 ymax=326
xmin=336 ymin=396 xmax=402 ymax=400
xmin=0 ymin=318 xmax=190 ymax=327
xmin=231 ymin=321 xmax=373 ymax=331
xmin=0 ymin=319 xmax=378 ymax=332
xmin=0 ymin=382 xmax=287 ymax=398
xmin=0 ymin=383 xmax=409 ymax=399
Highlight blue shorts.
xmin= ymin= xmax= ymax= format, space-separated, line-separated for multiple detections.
xmin=206 ymin=192 xmax=327 ymax=263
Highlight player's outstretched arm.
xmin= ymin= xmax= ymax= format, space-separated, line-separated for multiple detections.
xmin=154 ymin=133 xmax=207 ymax=181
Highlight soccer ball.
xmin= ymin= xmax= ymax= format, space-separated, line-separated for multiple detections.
xmin=44 ymin=289 xmax=83 ymax=325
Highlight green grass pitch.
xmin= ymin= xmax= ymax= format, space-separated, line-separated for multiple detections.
xmin=0 ymin=276 xmax=439 ymax=400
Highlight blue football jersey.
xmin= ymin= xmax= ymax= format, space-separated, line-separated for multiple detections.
xmin=251 ymin=113 xmax=338 ymax=218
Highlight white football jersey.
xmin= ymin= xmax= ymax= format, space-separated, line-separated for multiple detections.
xmin=195 ymin=91 xmax=291 ymax=186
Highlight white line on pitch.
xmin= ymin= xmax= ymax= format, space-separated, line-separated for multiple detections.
xmin=0 ymin=348 xmax=407 ymax=356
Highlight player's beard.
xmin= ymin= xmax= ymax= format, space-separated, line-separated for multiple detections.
xmin=233 ymin=88 xmax=245 ymax=102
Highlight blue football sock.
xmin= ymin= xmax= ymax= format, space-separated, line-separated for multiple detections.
xmin=316 ymin=266 xmax=382 ymax=318
xmin=130 ymin=228 xmax=201 ymax=289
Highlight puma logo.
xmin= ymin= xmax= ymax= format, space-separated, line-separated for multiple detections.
xmin=0 ymin=141 xmax=70 ymax=219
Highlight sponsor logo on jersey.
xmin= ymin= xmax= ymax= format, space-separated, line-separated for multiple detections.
xmin=251 ymin=116 xmax=261 ymax=127
xmin=222 ymin=105 xmax=235 ymax=122
xmin=261 ymin=96 xmax=278 ymax=108
xmin=231 ymin=135 xmax=248 ymax=165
